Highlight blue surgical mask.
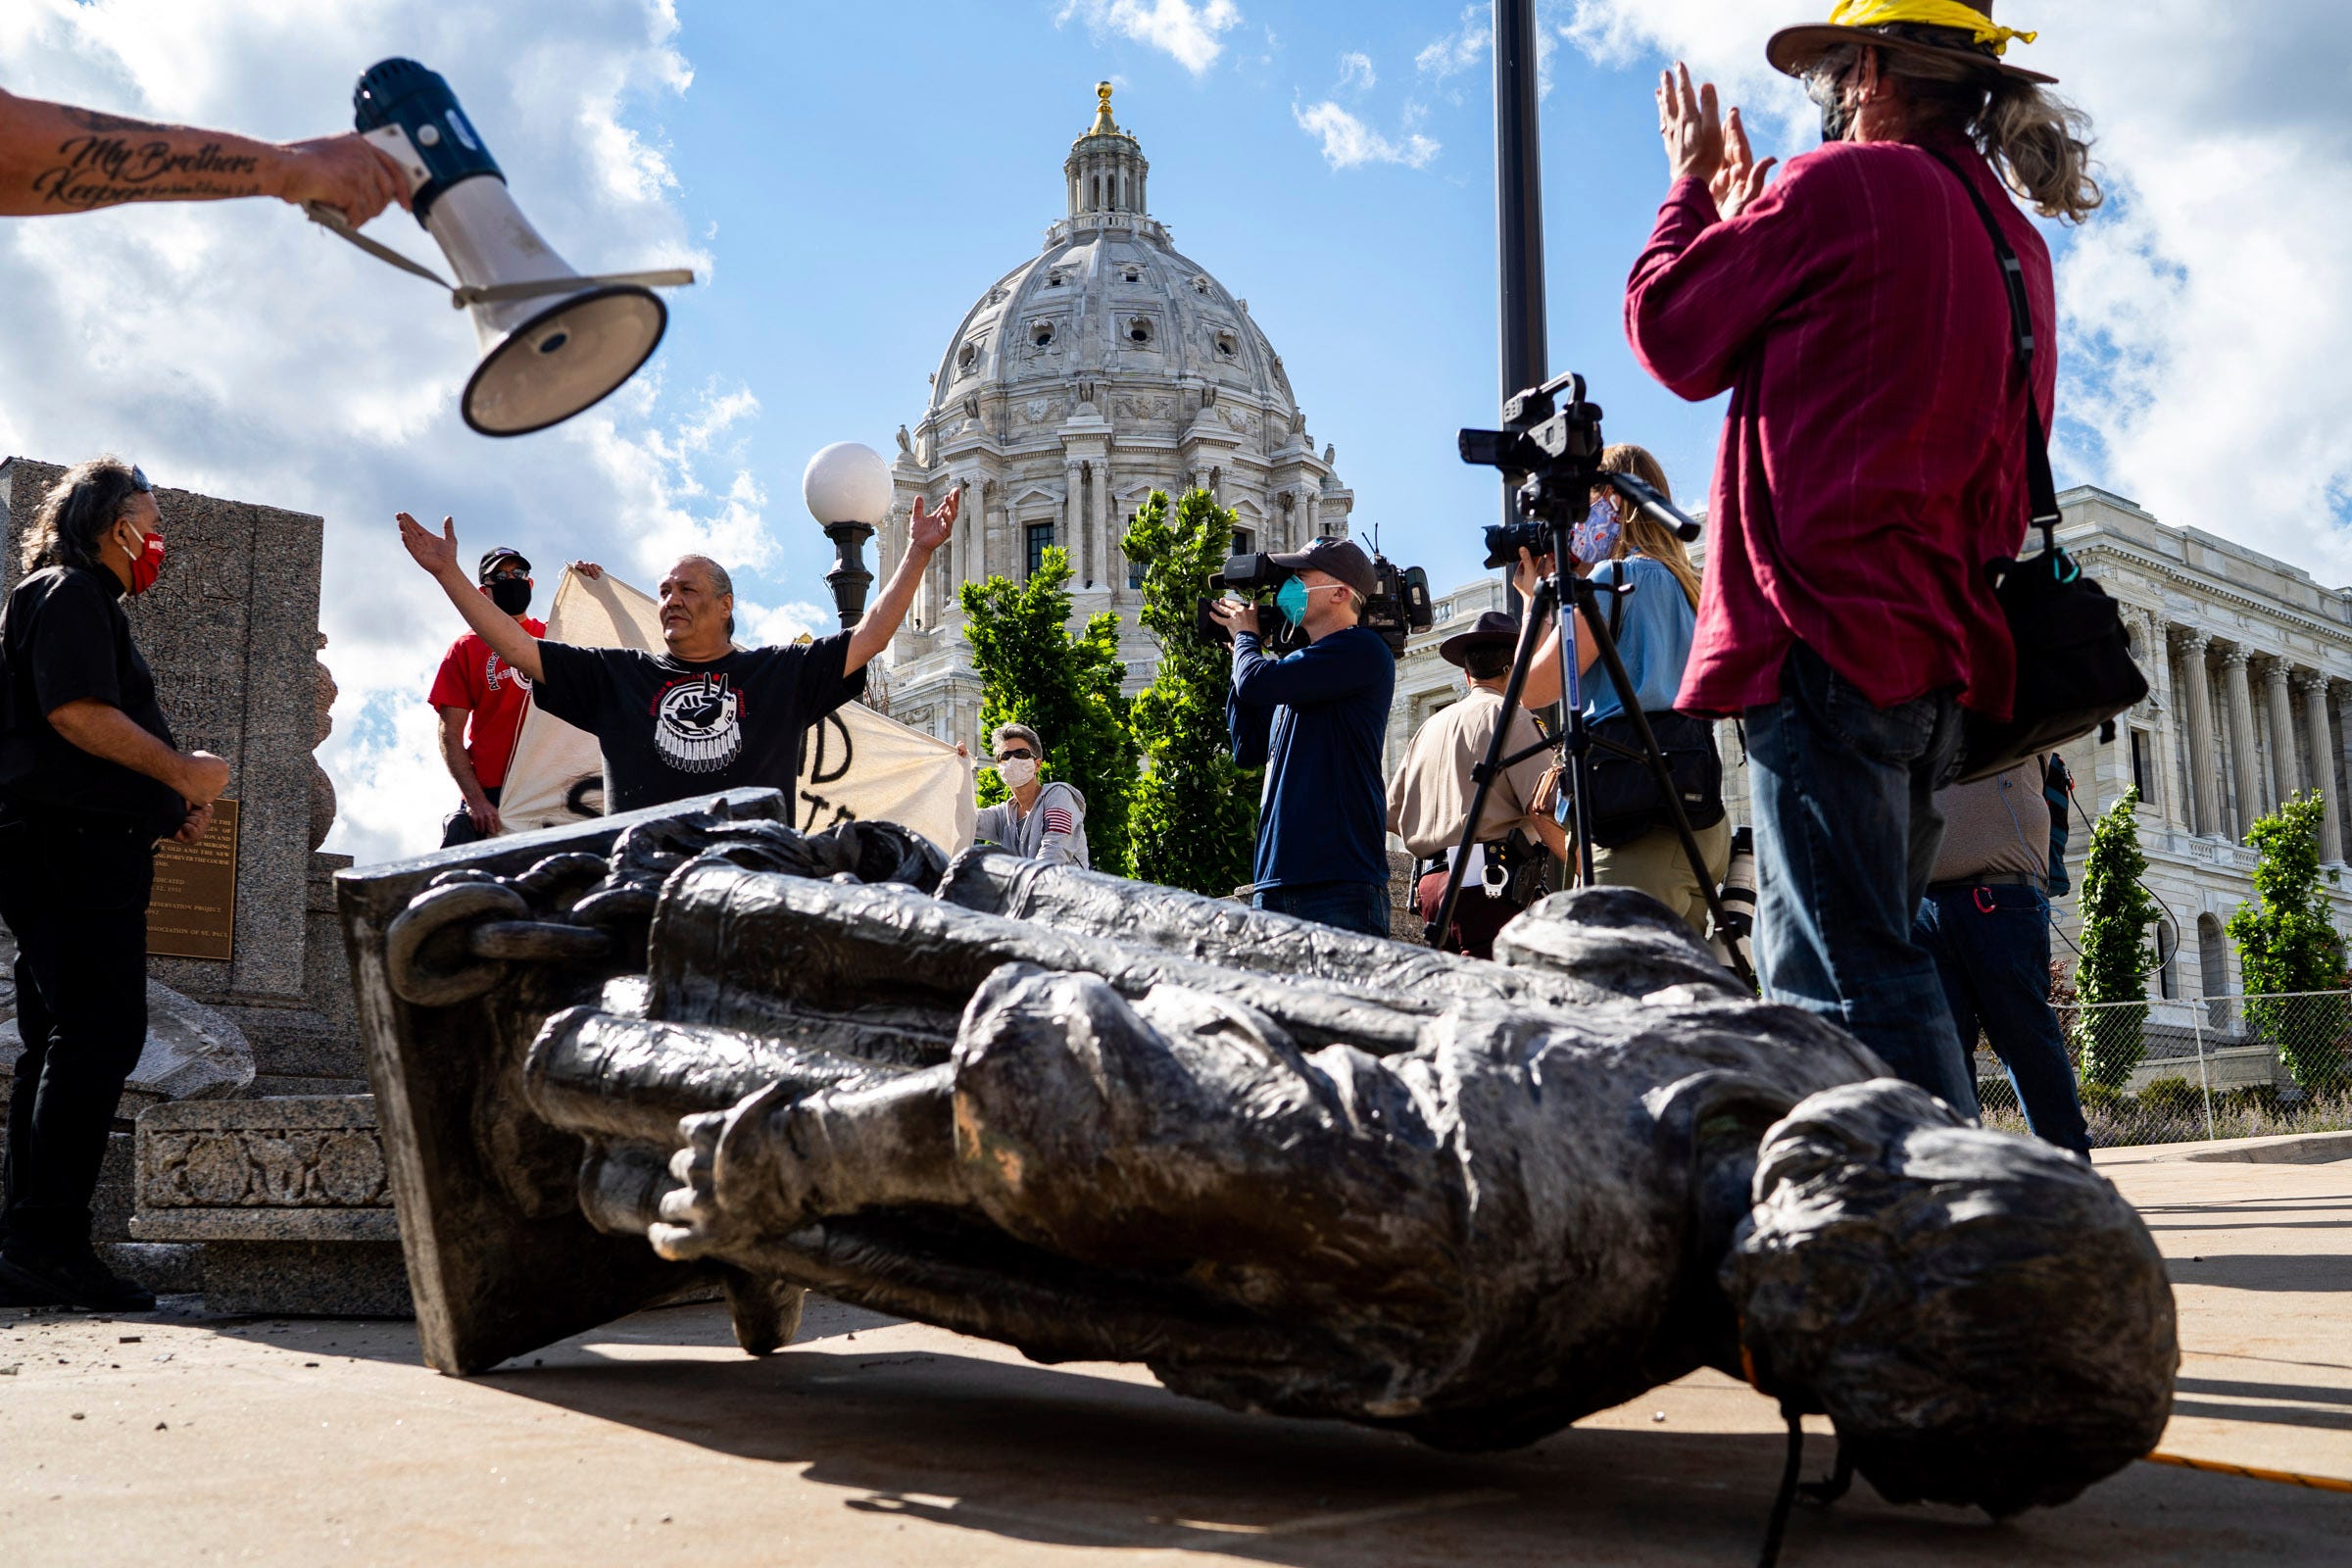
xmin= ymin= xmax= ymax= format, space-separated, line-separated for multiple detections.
xmin=1570 ymin=500 xmax=1622 ymax=565
xmin=1275 ymin=576 xmax=1310 ymax=627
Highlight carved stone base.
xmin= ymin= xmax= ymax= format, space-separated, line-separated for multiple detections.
xmin=130 ymin=1095 xmax=409 ymax=1316
xmin=199 ymin=1241 xmax=411 ymax=1317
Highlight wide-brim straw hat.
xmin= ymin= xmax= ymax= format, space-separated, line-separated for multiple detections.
xmin=1767 ymin=2 xmax=2057 ymax=87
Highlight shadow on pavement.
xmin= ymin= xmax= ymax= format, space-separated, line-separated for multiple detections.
xmin=2164 ymin=1253 xmax=2352 ymax=1292
xmin=462 ymin=1318 xmax=2342 ymax=1567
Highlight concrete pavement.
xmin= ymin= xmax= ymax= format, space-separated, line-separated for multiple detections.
xmin=1 ymin=1140 xmax=2345 ymax=1566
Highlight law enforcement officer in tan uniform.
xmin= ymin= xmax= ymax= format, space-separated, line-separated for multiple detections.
xmin=1387 ymin=611 xmax=1567 ymax=957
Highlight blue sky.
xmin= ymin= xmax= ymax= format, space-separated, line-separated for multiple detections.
xmin=2 ymin=1 xmax=2346 ymax=861
xmin=650 ymin=1 xmax=1727 ymax=597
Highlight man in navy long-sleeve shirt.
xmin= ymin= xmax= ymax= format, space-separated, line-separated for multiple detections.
xmin=1211 ymin=537 xmax=1396 ymax=938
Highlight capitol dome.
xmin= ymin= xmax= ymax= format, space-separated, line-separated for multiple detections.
xmin=881 ymin=84 xmax=1351 ymax=749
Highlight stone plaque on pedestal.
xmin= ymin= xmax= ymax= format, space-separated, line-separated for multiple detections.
xmin=149 ymin=797 xmax=241 ymax=961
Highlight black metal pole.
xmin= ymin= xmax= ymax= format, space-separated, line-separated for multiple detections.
xmin=1494 ymin=0 xmax=1545 ymax=584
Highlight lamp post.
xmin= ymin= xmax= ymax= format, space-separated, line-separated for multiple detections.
xmin=803 ymin=441 xmax=893 ymax=627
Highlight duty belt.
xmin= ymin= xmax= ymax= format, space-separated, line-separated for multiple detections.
xmin=1926 ymin=871 xmax=2043 ymax=895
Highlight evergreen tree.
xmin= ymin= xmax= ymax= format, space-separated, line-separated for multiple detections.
xmin=2227 ymin=790 xmax=2346 ymax=1090
xmin=959 ymin=546 xmax=1135 ymax=873
xmin=1120 ymin=488 xmax=1261 ymax=896
xmin=2074 ymin=787 xmax=2162 ymax=1090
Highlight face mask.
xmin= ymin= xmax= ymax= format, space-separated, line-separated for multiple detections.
xmin=1275 ymin=576 xmax=1310 ymax=627
xmin=998 ymin=757 xmax=1038 ymax=789
xmin=1570 ymin=501 xmax=1622 ymax=565
xmin=122 ymin=530 xmax=165 ymax=596
xmin=487 ymin=576 xmax=532 ymax=615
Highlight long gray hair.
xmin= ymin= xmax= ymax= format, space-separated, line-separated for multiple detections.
xmin=21 ymin=457 xmax=147 ymax=576
xmin=1814 ymin=30 xmax=2102 ymax=223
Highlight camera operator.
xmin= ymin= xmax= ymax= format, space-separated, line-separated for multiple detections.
xmin=1626 ymin=6 xmax=2097 ymax=1105
xmin=0 ymin=460 xmax=227 ymax=1312
xmin=1388 ymin=612 xmax=1566 ymax=957
xmin=1212 ymin=538 xmax=1396 ymax=938
xmin=1511 ymin=446 xmax=1728 ymax=939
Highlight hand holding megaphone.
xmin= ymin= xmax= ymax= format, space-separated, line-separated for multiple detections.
xmin=317 ymin=59 xmax=695 ymax=437
xmin=272 ymin=133 xmax=410 ymax=228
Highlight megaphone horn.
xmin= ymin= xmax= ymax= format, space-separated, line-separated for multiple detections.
xmin=323 ymin=58 xmax=695 ymax=438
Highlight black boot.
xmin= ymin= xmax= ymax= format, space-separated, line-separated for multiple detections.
xmin=0 ymin=1243 xmax=156 ymax=1312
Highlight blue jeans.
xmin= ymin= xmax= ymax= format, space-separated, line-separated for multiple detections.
xmin=1915 ymin=884 xmax=2091 ymax=1153
xmin=1253 ymin=881 xmax=1392 ymax=940
xmin=1744 ymin=644 xmax=1979 ymax=1114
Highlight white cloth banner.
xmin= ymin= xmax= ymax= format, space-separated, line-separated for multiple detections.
xmin=497 ymin=567 xmax=975 ymax=854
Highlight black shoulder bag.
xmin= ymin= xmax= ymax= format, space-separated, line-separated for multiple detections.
xmin=1577 ymin=568 xmax=1726 ymax=848
xmin=1924 ymin=149 xmax=2146 ymax=783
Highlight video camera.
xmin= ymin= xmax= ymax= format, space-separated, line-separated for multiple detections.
xmin=1199 ymin=548 xmax=1434 ymax=659
xmin=1460 ymin=373 xmax=1701 ymax=567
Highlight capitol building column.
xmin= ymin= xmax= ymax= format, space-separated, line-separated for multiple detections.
xmin=2297 ymin=670 xmax=2343 ymax=862
xmin=2264 ymin=658 xmax=2301 ymax=809
xmin=2175 ymin=630 xmax=2221 ymax=837
xmin=1095 ymin=459 xmax=1115 ymax=600
xmin=2219 ymin=646 xmax=2260 ymax=840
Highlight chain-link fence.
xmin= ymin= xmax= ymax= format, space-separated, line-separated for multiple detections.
xmin=1972 ymin=990 xmax=2352 ymax=1147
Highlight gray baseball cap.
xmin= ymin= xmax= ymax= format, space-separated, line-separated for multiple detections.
xmin=1268 ymin=536 xmax=1376 ymax=601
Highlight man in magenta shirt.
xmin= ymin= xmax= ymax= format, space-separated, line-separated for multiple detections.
xmin=1625 ymin=3 xmax=2099 ymax=1107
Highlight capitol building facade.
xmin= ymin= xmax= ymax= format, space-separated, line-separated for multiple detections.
xmin=880 ymin=85 xmax=1351 ymax=745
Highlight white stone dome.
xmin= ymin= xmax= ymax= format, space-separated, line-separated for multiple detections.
xmin=923 ymin=82 xmax=1299 ymax=451
xmin=882 ymin=83 xmax=1350 ymax=751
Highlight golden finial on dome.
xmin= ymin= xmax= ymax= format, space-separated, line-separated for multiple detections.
xmin=1089 ymin=80 xmax=1118 ymax=136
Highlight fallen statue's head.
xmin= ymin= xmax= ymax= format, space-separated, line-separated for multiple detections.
xmin=1729 ymin=1080 xmax=2178 ymax=1517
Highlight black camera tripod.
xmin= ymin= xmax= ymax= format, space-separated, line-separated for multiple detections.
xmin=1426 ymin=372 xmax=1751 ymax=990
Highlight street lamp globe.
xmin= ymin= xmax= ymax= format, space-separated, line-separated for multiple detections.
xmin=803 ymin=442 xmax=892 ymax=627
xmin=803 ymin=442 xmax=892 ymax=528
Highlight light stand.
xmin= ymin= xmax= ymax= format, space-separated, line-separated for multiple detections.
xmin=803 ymin=441 xmax=893 ymax=628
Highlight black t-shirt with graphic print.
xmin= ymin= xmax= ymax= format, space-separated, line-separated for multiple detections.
xmin=532 ymin=633 xmax=865 ymax=814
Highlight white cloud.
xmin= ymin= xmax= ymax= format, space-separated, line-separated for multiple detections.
xmin=737 ymin=598 xmax=831 ymax=648
xmin=1416 ymin=4 xmax=1492 ymax=81
xmin=1293 ymin=100 xmax=1439 ymax=172
xmin=1056 ymin=0 xmax=1243 ymax=77
xmin=1555 ymin=1 xmax=2352 ymax=584
xmin=1419 ymin=1 xmax=1559 ymax=98
xmin=0 ymin=0 xmax=755 ymax=865
xmin=1337 ymin=51 xmax=1375 ymax=93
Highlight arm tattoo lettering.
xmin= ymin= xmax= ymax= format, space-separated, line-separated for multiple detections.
xmin=30 ymin=135 xmax=265 ymax=209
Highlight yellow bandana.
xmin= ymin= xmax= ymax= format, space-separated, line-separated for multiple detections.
xmin=1824 ymin=0 xmax=2038 ymax=57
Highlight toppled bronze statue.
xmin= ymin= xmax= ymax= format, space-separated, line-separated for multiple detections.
xmin=340 ymin=791 xmax=2176 ymax=1521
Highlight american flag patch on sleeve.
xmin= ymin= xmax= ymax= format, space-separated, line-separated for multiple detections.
xmin=1042 ymin=806 xmax=1074 ymax=837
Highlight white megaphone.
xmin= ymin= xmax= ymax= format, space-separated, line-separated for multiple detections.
xmin=330 ymin=58 xmax=693 ymax=437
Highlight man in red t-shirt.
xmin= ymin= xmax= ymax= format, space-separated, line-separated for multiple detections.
xmin=426 ymin=547 xmax=597 ymax=846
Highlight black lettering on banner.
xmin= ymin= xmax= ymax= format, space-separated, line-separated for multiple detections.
xmin=564 ymin=775 xmax=606 ymax=819
xmin=795 ymin=714 xmax=858 ymax=830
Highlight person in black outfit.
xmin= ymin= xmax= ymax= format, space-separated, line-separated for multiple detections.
xmin=0 ymin=459 xmax=229 ymax=1311
xmin=396 ymin=491 xmax=959 ymax=815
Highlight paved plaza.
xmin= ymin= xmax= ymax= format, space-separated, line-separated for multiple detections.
xmin=3 ymin=1140 xmax=2347 ymax=1566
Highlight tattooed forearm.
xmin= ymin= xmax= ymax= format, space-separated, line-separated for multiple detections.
xmin=31 ymin=136 xmax=266 ymax=209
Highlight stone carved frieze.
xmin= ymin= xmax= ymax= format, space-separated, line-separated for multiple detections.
xmin=142 ymin=1125 xmax=389 ymax=1209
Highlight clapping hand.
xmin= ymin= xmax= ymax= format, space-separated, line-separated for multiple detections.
xmin=1710 ymin=108 xmax=1777 ymax=220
